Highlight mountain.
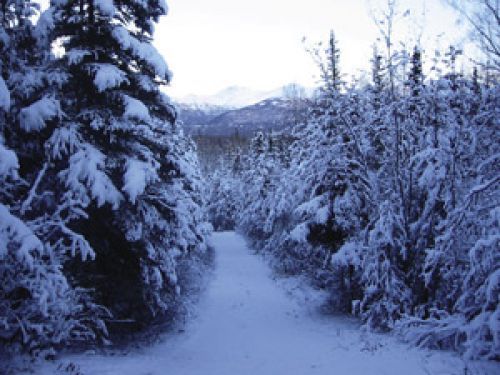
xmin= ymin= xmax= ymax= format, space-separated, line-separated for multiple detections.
xmin=179 ymin=97 xmax=300 ymax=137
xmin=177 ymin=84 xmax=314 ymax=108
xmin=176 ymin=103 xmax=230 ymax=128
xmin=176 ymin=83 xmax=315 ymax=137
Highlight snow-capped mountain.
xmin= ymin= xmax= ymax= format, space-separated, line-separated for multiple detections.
xmin=176 ymin=102 xmax=230 ymax=128
xmin=176 ymin=84 xmax=314 ymax=108
xmin=180 ymin=98 xmax=294 ymax=136
xmin=175 ymin=84 xmax=315 ymax=136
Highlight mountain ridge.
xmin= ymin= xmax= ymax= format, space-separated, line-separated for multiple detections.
xmin=175 ymin=84 xmax=314 ymax=108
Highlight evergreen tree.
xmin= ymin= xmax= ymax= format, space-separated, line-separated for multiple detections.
xmin=325 ymin=30 xmax=342 ymax=93
xmin=225 ymin=31 xmax=499 ymax=360
xmin=32 ymin=0 xmax=211 ymax=327
xmin=407 ymin=46 xmax=424 ymax=107
xmin=0 ymin=0 xmax=108 ymax=357
xmin=371 ymin=46 xmax=385 ymax=109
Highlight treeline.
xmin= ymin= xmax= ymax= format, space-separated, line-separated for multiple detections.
xmin=0 ymin=0 xmax=210 ymax=357
xmin=208 ymin=34 xmax=499 ymax=359
xmin=193 ymin=132 xmax=249 ymax=174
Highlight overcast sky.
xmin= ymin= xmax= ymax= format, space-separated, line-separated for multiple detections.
xmin=155 ymin=0 xmax=465 ymax=97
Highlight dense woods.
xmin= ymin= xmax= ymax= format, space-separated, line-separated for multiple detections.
xmin=1 ymin=0 xmax=498 ymax=367
xmin=206 ymin=26 xmax=499 ymax=361
xmin=1 ymin=0 xmax=210 ymax=358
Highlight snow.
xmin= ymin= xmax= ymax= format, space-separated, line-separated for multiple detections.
xmin=0 ymin=204 xmax=43 ymax=267
xmin=10 ymin=69 xmax=50 ymax=100
xmin=34 ymin=8 xmax=55 ymax=47
xmin=62 ymin=144 xmax=122 ymax=209
xmin=486 ymin=268 xmax=500 ymax=304
xmin=0 ymin=27 xmax=8 ymax=47
xmin=0 ymin=76 xmax=10 ymax=111
xmin=19 ymin=96 xmax=62 ymax=132
xmin=0 ymin=143 xmax=19 ymax=177
xmin=47 ymin=125 xmax=81 ymax=160
xmin=122 ymin=94 xmax=151 ymax=122
xmin=315 ymin=205 xmax=329 ymax=224
xmin=122 ymin=159 xmax=159 ymax=204
xmin=30 ymin=232 xmax=499 ymax=375
xmin=94 ymin=0 xmax=115 ymax=17
xmin=332 ymin=241 xmax=362 ymax=268
xmin=92 ymin=63 xmax=128 ymax=92
xmin=294 ymin=195 xmax=324 ymax=217
xmin=289 ymin=222 xmax=309 ymax=243
xmin=112 ymin=26 xmax=171 ymax=79
xmin=158 ymin=0 xmax=168 ymax=14
xmin=136 ymin=74 xmax=156 ymax=92
xmin=66 ymin=49 xmax=91 ymax=66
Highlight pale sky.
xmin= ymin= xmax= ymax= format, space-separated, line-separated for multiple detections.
xmin=155 ymin=0 xmax=467 ymax=98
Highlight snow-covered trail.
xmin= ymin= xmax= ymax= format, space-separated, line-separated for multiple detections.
xmin=39 ymin=231 xmax=497 ymax=375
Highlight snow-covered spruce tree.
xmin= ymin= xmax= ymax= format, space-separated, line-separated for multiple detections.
xmin=225 ymin=130 xmax=293 ymax=263
xmin=398 ymin=82 xmax=499 ymax=360
xmin=361 ymin=46 xmax=471 ymax=330
xmin=363 ymin=46 xmax=390 ymax=172
xmin=238 ymin=131 xmax=287 ymax=244
xmin=287 ymin=88 xmax=373 ymax=311
xmin=455 ymin=188 xmax=499 ymax=360
xmin=324 ymin=30 xmax=342 ymax=94
xmin=206 ymin=155 xmax=243 ymax=231
xmin=1 ymin=1 xmax=108 ymax=357
xmin=359 ymin=199 xmax=411 ymax=330
xmin=38 ymin=0 xmax=211 ymax=330
xmin=0 ymin=141 xmax=103 ymax=357
xmin=394 ymin=49 xmax=486 ymax=314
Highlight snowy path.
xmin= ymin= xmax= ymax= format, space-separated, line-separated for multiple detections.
xmin=38 ymin=232 xmax=497 ymax=375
